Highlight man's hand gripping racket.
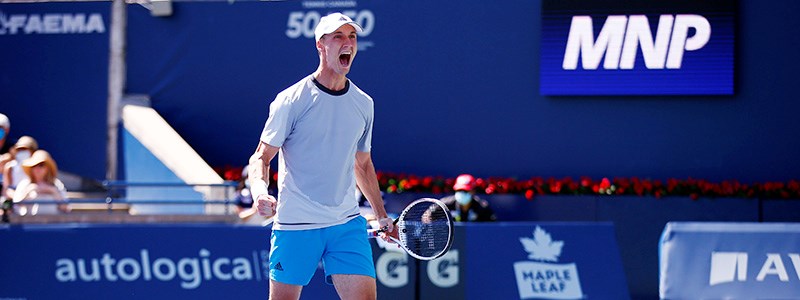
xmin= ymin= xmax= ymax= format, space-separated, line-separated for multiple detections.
xmin=368 ymin=198 xmax=455 ymax=261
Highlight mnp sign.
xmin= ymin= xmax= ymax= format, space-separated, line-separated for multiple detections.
xmin=540 ymin=0 xmax=736 ymax=95
xmin=659 ymin=222 xmax=800 ymax=299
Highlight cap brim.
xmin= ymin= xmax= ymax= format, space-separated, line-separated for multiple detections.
xmin=328 ymin=20 xmax=363 ymax=34
xmin=22 ymin=157 xmax=46 ymax=168
xmin=346 ymin=21 xmax=363 ymax=33
xmin=453 ymin=185 xmax=474 ymax=191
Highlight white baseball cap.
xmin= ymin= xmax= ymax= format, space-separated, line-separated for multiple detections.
xmin=314 ymin=12 xmax=363 ymax=42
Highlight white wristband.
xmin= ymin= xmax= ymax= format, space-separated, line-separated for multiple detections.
xmin=250 ymin=178 xmax=270 ymax=199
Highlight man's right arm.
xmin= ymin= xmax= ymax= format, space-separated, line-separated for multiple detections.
xmin=249 ymin=141 xmax=280 ymax=217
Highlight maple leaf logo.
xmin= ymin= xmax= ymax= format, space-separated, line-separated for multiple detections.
xmin=519 ymin=226 xmax=564 ymax=262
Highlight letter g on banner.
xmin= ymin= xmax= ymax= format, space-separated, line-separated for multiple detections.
xmin=427 ymin=250 xmax=459 ymax=288
xmin=376 ymin=251 xmax=408 ymax=288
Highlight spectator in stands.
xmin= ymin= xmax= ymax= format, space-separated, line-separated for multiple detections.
xmin=2 ymin=136 xmax=39 ymax=200
xmin=0 ymin=113 xmax=10 ymax=171
xmin=236 ymin=166 xmax=255 ymax=215
xmin=0 ymin=113 xmax=10 ymax=220
xmin=440 ymin=174 xmax=496 ymax=222
xmin=13 ymin=149 xmax=68 ymax=215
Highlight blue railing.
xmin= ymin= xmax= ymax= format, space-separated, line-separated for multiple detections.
xmin=102 ymin=180 xmax=239 ymax=213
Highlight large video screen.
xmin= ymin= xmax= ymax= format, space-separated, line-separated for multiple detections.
xmin=540 ymin=0 xmax=736 ymax=95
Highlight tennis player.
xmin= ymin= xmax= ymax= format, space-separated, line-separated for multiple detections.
xmin=248 ymin=12 xmax=395 ymax=300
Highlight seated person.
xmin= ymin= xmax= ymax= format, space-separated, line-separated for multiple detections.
xmin=0 ymin=114 xmax=10 ymax=218
xmin=0 ymin=113 xmax=11 ymax=171
xmin=13 ymin=149 xmax=68 ymax=215
xmin=440 ymin=174 xmax=496 ymax=222
xmin=3 ymin=136 xmax=39 ymax=200
xmin=235 ymin=166 xmax=255 ymax=217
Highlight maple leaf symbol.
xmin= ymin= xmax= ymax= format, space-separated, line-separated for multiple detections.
xmin=519 ymin=226 xmax=564 ymax=262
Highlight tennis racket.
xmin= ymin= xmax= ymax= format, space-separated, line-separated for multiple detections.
xmin=369 ymin=198 xmax=454 ymax=260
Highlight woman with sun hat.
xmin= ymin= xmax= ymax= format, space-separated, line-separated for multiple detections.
xmin=12 ymin=149 xmax=68 ymax=215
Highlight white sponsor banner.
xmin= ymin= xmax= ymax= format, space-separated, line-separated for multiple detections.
xmin=514 ymin=261 xmax=582 ymax=299
xmin=0 ymin=11 xmax=105 ymax=35
xmin=513 ymin=226 xmax=584 ymax=300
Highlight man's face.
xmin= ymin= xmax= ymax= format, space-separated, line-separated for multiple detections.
xmin=318 ymin=24 xmax=358 ymax=75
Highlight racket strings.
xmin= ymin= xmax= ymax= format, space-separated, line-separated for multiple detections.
xmin=398 ymin=202 xmax=452 ymax=258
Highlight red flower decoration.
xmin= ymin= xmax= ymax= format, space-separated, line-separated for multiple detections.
xmin=525 ymin=189 xmax=534 ymax=200
xmin=549 ymin=181 xmax=562 ymax=193
xmin=216 ymin=167 xmax=800 ymax=200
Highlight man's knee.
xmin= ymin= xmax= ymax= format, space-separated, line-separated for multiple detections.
xmin=332 ymin=274 xmax=376 ymax=300
xmin=269 ymin=279 xmax=303 ymax=300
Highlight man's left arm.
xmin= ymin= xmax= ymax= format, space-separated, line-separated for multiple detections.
xmin=354 ymin=151 xmax=394 ymax=234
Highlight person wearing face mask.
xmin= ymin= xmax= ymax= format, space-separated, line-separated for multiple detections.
xmin=0 ymin=114 xmax=10 ymax=220
xmin=440 ymin=174 xmax=496 ymax=222
xmin=0 ymin=113 xmax=11 ymax=171
xmin=2 ymin=136 xmax=39 ymax=200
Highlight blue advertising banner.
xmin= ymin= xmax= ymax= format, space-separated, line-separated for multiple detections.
xmin=371 ymin=223 xmax=466 ymax=300
xmin=0 ymin=222 xmax=628 ymax=300
xmin=464 ymin=223 xmax=630 ymax=300
xmin=0 ymin=224 xmax=335 ymax=300
xmin=540 ymin=0 xmax=735 ymax=95
xmin=659 ymin=222 xmax=800 ymax=299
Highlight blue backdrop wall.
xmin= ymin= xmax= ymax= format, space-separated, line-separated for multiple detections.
xmin=2 ymin=0 xmax=799 ymax=183
xmin=0 ymin=2 xmax=109 ymax=179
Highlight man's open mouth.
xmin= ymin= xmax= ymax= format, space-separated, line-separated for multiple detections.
xmin=339 ymin=51 xmax=352 ymax=67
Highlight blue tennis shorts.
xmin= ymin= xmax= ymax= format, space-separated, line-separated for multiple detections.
xmin=268 ymin=216 xmax=376 ymax=286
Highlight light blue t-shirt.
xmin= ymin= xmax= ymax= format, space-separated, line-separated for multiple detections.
xmin=260 ymin=75 xmax=373 ymax=230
